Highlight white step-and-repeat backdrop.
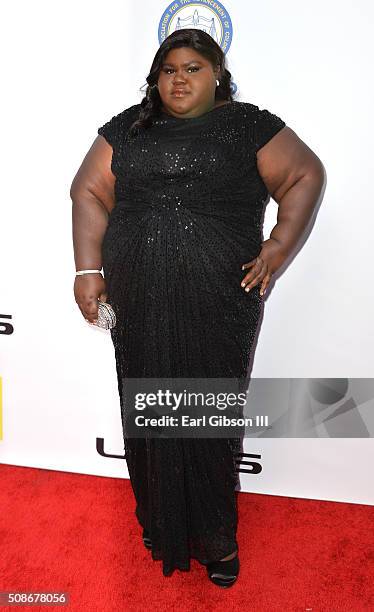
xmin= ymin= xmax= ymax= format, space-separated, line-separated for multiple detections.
xmin=1 ymin=0 xmax=373 ymax=505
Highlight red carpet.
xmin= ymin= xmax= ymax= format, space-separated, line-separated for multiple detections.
xmin=0 ymin=463 xmax=373 ymax=611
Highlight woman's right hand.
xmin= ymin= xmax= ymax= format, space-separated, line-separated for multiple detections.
xmin=74 ymin=273 xmax=107 ymax=324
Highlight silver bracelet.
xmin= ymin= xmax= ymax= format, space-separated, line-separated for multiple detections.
xmin=76 ymin=269 xmax=102 ymax=276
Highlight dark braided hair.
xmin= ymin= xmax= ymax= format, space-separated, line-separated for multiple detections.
xmin=128 ymin=28 xmax=234 ymax=137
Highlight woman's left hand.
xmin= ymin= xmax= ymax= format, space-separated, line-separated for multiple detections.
xmin=241 ymin=238 xmax=287 ymax=296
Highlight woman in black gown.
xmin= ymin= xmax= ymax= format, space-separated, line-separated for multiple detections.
xmin=71 ymin=29 xmax=324 ymax=586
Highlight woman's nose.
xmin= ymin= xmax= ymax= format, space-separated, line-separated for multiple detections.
xmin=173 ymin=70 xmax=187 ymax=83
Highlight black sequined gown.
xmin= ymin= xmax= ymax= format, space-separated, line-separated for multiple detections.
xmin=97 ymin=100 xmax=286 ymax=576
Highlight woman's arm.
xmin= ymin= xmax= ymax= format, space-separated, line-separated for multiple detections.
xmin=70 ymin=136 xmax=115 ymax=322
xmin=241 ymin=127 xmax=326 ymax=295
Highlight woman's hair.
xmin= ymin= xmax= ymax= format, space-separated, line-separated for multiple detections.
xmin=129 ymin=28 xmax=234 ymax=136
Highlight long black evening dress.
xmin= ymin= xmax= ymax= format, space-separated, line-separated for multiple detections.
xmin=97 ymin=100 xmax=286 ymax=576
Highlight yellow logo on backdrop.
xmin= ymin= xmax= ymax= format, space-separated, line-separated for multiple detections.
xmin=0 ymin=376 xmax=2 ymax=440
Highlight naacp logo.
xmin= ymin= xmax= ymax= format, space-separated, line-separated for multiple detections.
xmin=158 ymin=0 xmax=233 ymax=53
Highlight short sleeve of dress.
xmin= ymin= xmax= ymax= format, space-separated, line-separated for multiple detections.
xmin=98 ymin=116 xmax=118 ymax=148
xmin=97 ymin=104 xmax=140 ymax=148
xmin=252 ymin=106 xmax=286 ymax=153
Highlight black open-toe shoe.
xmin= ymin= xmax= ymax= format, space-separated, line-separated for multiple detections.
xmin=142 ymin=528 xmax=152 ymax=550
xmin=206 ymin=553 xmax=239 ymax=588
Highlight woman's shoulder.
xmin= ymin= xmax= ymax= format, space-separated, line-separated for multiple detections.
xmin=232 ymin=100 xmax=286 ymax=151
xmin=231 ymin=100 xmax=284 ymax=121
xmin=97 ymin=103 xmax=142 ymax=146
xmin=99 ymin=102 xmax=141 ymax=130
xmin=117 ymin=103 xmax=142 ymax=121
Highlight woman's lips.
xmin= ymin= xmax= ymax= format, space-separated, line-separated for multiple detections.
xmin=171 ymin=90 xmax=189 ymax=97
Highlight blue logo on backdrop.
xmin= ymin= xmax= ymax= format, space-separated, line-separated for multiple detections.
xmin=158 ymin=1 xmax=234 ymax=56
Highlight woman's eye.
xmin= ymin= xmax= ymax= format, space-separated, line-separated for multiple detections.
xmin=162 ymin=67 xmax=200 ymax=74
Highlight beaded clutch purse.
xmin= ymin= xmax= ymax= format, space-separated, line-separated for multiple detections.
xmin=90 ymin=300 xmax=116 ymax=330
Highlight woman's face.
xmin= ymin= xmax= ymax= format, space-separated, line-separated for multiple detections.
xmin=157 ymin=46 xmax=219 ymax=118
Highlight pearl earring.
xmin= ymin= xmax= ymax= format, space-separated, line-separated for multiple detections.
xmin=216 ymin=79 xmax=220 ymax=86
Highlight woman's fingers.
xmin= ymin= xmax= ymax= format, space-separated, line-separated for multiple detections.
xmin=85 ymin=298 xmax=99 ymax=323
xmin=244 ymin=270 xmax=267 ymax=293
xmin=241 ymin=258 xmax=258 ymax=272
xmin=259 ymin=272 xmax=272 ymax=296
xmin=241 ymin=258 xmax=261 ymax=287
xmin=241 ymin=257 xmax=267 ymax=292
xmin=241 ymin=239 xmax=287 ymax=296
xmin=77 ymin=297 xmax=99 ymax=323
xmin=74 ymin=275 xmax=106 ymax=324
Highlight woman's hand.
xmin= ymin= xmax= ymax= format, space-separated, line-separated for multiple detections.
xmin=74 ymin=273 xmax=107 ymax=324
xmin=241 ymin=238 xmax=287 ymax=296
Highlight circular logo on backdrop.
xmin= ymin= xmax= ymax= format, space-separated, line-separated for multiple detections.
xmin=158 ymin=0 xmax=233 ymax=53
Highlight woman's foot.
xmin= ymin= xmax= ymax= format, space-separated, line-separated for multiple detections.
xmin=142 ymin=528 xmax=152 ymax=550
xmin=206 ymin=550 xmax=239 ymax=588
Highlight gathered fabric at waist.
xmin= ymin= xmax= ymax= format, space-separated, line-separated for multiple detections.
xmin=104 ymin=192 xmax=264 ymax=274
xmin=110 ymin=190 xmax=265 ymax=226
